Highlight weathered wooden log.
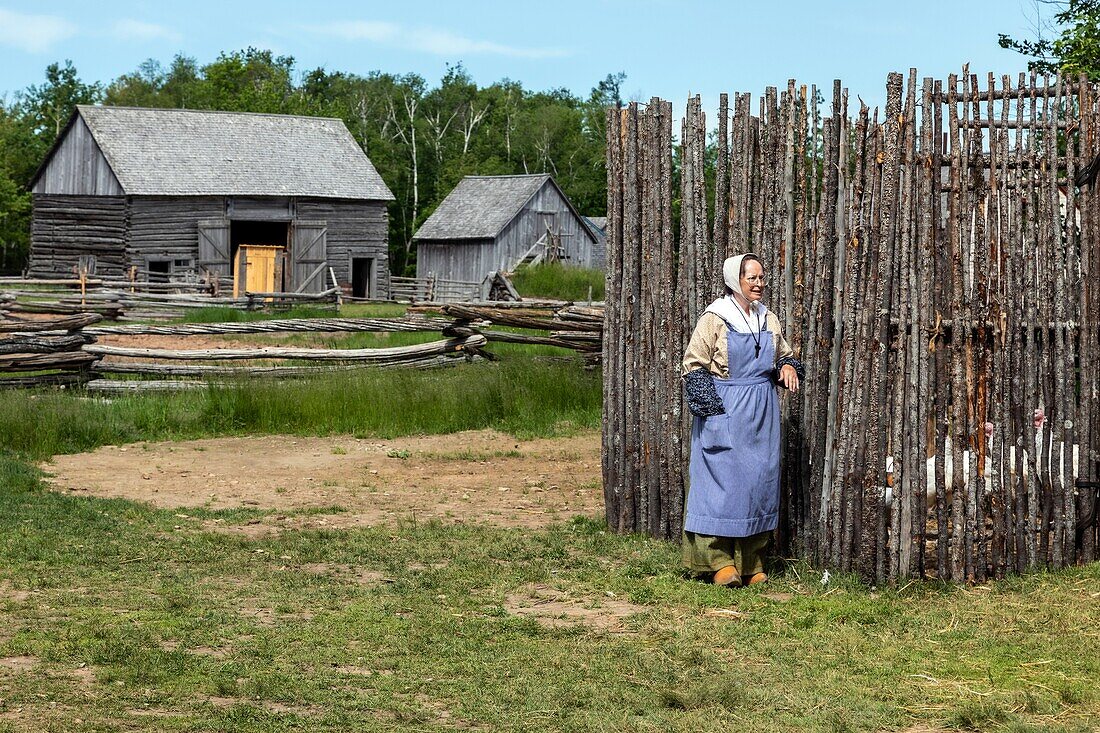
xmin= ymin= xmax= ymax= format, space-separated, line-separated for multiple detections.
xmin=4 ymin=301 xmax=123 ymax=316
xmin=932 ymin=83 xmax=1064 ymax=102
xmin=556 ymin=305 xmax=604 ymax=320
xmin=480 ymin=330 xmax=599 ymax=351
xmin=0 ymin=313 xmax=103 ymax=333
xmin=243 ymin=287 xmax=340 ymax=300
xmin=0 ymin=373 xmax=91 ymax=389
xmin=85 ymin=335 xmax=487 ymax=362
xmin=91 ymin=353 xmax=481 ymax=378
xmin=86 ymin=358 xmax=476 ymax=391
xmin=407 ymin=299 xmax=570 ymax=313
xmin=0 ymin=350 xmax=99 ymax=371
xmin=442 ymin=304 xmax=595 ymax=331
xmin=85 ymin=316 xmax=451 ymax=337
xmin=0 ymin=333 xmax=94 ymax=355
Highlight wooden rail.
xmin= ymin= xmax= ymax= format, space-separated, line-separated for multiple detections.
xmin=85 ymin=335 xmax=485 ymax=361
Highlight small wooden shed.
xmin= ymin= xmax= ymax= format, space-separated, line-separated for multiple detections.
xmin=28 ymin=105 xmax=395 ymax=297
xmin=413 ymin=174 xmax=600 ymax=283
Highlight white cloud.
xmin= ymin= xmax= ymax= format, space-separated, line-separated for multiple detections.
xmin=111 ymin=19 xmax=183 ymax=43
xmin=320 ymin=20 xmax=401 ymax=44
xmin=0 ymin=8 xmax=77 ymax=53
xmin=308 ymin=20 xmax=568 ymax=59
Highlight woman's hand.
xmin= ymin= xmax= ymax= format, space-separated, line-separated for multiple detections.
xmin=779 ymin=364 xmax=800 ymax=393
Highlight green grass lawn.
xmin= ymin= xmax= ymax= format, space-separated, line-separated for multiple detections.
xmin=174 ymin=303 xmax=410 ymax=323
xmin=0 ymin=475 xmax=1097 ymax=732
xmin=0 ymin=340 xmax=1097 ymax=731
xmin=0 ymin=361 xmax=601 ymax=458
xmin=511 ymin=262 xmax=605 ymax=302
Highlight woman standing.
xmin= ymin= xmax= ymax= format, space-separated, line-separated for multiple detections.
xmin=681 ymin=253 xmax=803 ymax=587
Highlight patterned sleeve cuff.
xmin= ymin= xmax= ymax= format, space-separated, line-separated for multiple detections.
xmin=682 ymin=368 xmax=725 ymax=417
xmin=775 ymin=356 xmax=805 ymax=382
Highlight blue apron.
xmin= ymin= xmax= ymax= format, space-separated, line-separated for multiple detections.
xmin=684 ymin=324 xmax=780 ymax=537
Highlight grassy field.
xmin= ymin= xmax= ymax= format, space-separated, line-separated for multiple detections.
xmin=1 ymin=305 xmax=1098 ymax=732
xmin=0 ymin=361 xmax=602 ymax=460
xmin=1 ymin=472 xmax=1097 ymax=732
xmin=174 ymin=303 xmax=410 ymax=323
xmin=511 ymin=262 xmax=605 ymax=302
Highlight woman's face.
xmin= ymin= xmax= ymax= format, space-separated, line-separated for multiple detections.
xmin=740 ymin=259 xmax=765 ymax=303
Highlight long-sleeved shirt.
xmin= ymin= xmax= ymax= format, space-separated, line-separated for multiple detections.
xmin=681 ymin=310 xmax=795 ymax=378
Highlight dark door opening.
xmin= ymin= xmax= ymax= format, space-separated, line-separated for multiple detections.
xmin=352 ymin=257 xmax=374 ymax=298
xmin=147 ymin=259 xmax=171 ymax=282
xmin=230 ymin=220 xmax=289 ymax=279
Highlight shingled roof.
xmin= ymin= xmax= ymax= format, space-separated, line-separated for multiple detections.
xmin=35 ymin=105 xmax=394 ymax=200
xmin=413 ymin=174 xmax=559 ymax=241
xmin=584 ymin=216 xmax=607 ymax=232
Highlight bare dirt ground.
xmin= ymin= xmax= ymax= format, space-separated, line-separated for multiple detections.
xmin=504 ymin=583 xmax=644 ymax=632
xmin=42 ymin=430 xmax=603 ymax=534
xmin=94 ymin=331 xmax=390 ymax=356
xmin=94 ymin=333 xmax=313 ymax=363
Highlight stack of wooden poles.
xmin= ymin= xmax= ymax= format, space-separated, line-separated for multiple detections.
xmin=408 ymin=301 xmax=604 ymax=361
xmin=81 ymin=316 xmax=485 ymax=391
xmin=0 ymin=313 xmax=102 ymax=388
xmin=0 ymin=281 xmax=340 ymax=322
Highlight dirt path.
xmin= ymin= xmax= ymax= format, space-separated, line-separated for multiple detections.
xmin=95 ymin=330 xmax=395 ymax=354
xmin=42 ymin=430 xmax=603 ymax=534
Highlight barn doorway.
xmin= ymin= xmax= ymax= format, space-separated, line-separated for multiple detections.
xmin=230 ymin=220 xmax=289 ymax=269
xmin=351 ymin=257 xmax=374 ymax=298
xmin=231 ymin=221 xmax=289 ymax=296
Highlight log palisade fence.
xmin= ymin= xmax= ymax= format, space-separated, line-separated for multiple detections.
xmin=603 ymin=69 xmax=1100 ymax=583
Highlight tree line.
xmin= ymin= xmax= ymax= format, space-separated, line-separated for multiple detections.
xmin=0 ymin=49 xmax=624 ymax=275
xmin=2 ymin=5 xmax=1095 ymax=278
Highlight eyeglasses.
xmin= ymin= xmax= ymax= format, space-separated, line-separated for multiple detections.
xmin=741 ymin=275 xmax=767 ymax=285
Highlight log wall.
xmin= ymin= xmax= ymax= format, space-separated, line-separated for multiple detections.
xmin=128 ymin=196 xmax=224 ymax=269
xmin=604 ymin=70 xmax=1100 ymax=583
xmin=29 ymin=196 xmax=128 ymax=278
xmin=30 ymin=196 xmax=391 ymax=298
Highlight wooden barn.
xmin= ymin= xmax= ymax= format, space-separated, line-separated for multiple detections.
xmin=412 ymin=174 xmax=601 ymax=283
xmin=28 ymin=105 xmax=394 ymax=297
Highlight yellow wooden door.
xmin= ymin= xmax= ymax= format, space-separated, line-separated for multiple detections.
xmin=234 ymin=245 xmax=284 ymax=297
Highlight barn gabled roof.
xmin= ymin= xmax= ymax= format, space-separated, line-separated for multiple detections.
xmin=413 ymin=174 xmax=594 ymax=243
xmin=31 ymin=105 xmax=394 ymax=200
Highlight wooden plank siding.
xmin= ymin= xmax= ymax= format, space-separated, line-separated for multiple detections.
xmin=495 ymin=183 xmax=597 ymax=269
xmin=296 ymin=199 xmax=390 ymax=295
xmin=228 ymin=197 xmax=293 ymax=220
xmin=416 ymin=239 xmax=497 ymax=284
xmin=28 ymin=195 xmax=128 ymax=277
xmin=31 ymin=116 xmax=123 ymax=196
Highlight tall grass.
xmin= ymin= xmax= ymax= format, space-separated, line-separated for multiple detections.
xmin=511 ymin=262 xmax=605 ymax=301
xmin=0 ymin=360 xmax=601 ymax=461
xmin=173 ymin=303 xmax=403 ymax=324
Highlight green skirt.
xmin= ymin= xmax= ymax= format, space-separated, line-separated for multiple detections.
xmin=682 ymin=529 xmax=770 ymax=576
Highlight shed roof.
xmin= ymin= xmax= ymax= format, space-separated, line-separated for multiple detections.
xmin=413 ymin=174 xmax=563 ymax=241
xmin=584 ymin=216 xmax=607 ymax=232
xmin=33 ymin=105 xmax=394 ymax=200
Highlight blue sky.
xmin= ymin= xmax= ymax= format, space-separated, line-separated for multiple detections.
xmin=0 ymin=0 xmax=1049 ymax=112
